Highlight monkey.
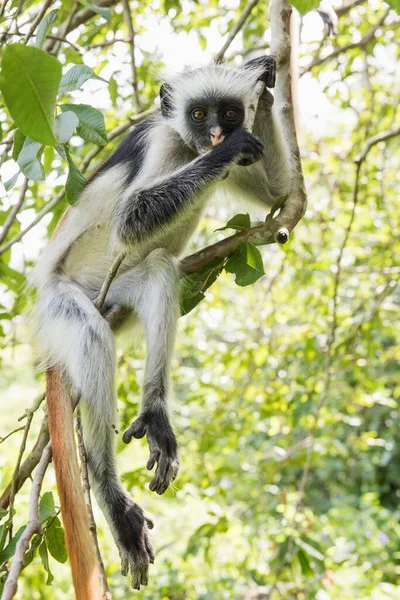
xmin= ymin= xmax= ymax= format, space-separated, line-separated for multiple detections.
xmin=30 ymin=56 xmax=291 ymax=594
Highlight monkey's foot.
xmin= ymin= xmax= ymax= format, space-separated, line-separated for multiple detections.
xmin=123 ymin=409 xmax=180 ymax=495
xmin=117 ymin=506 xmax=155 ymax=590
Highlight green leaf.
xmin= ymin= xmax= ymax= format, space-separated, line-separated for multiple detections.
xmin=12 ymin=130 xmax=26 ymax=161
xmin=39 ymin=492 xmax=56 ymax=522
xmin=17 ymin=138 xmax=45 ymax=181
xmin=4 ymin=172 xmax=20 ymax=191
xmin=295 ymin=537 xmax=325 ymax=561
xmin=58 ymin=65 xmax=106 ymax=95
xmin=54 ymin=111 xmax=79 ymax=143
xmin=61 ymin=104 xmax=107 ymax=145
xmin=39 ymin=540 xmax=54 ymax=585
xmin=0 ymin=526 xmax=26 ymax=562
xmin=45 ymin=516 xmax=67 ymax=563
xmin=180 ymin=259 xmax=225 ymax=315
xmin=32 ymin=9 xmax=58 ymax=49
xmin=24 ymin=534 xmax=42 ymax=567
xmin=216 ymin=213 xmax=251 ymax=232
xmin=0 ymin=44 xmax=61 ymax=145
xmin=80 ymin=1 xmax=111 ymax=20
xmin=0 ymin=509 xmax=8 ymax=521
xmin=288 ymin=0 xmax=320 ymax=15
xmin=108 ymin=76 xmax=118 ymax=108
xmin=297 ymin=548 xmax=314 ymax=576
xmin=266 ymin=195 xmax=289 ymax=220
xmin=225 ymin=242 xmax=265 ymax=287
xmin=64 ymin=145 xmax=87 ymax=205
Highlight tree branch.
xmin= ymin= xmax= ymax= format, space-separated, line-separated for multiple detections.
xmin=0 ymin=179 xmax=28 ymax=246
xmin=215 ymin=0 xmax=261 ymax=63
xmin=121 ymin=0 xmax=141 ymax=111
xmin=44 ymin=0 xmax=120 ymax=53
xmin=301 ymin=8 xmax=390 ymax=75
xmin=354 ymin=126 xmax=400 ymax=165
xmin=76 ymin=410 xmax=111 ymax=600
xmin=1 ymin=442 xmax=52 ymax=600
xmin=23 ymin=0 xmax=54 ymax=44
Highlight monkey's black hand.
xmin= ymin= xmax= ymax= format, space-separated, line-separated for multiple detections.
xmin=123 ymin=409 xmax=179 ymax=495
xmin=222 ymin=128 xmax=264 ymax=167
xmin=244 ymin=55 xmax=276 ymax=88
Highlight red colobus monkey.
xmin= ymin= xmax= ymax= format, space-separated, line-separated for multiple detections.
xmin=31 ymin=57 xmax=291 ymax=594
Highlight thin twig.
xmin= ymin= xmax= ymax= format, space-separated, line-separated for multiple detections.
xmin=0 ymin=179 xmax=28 ymax=246
xmin=76 ymin=410 xmax=111 ymax=600
xmin=0 ymin=410 xmax=48 ymax=510
xmin=23 ymin=0 xmax=53 ymax=44
xmin=0 ymin=190 xmax=64 ymax=256
xmin=44 ymin=0 xmax=120 ymax=52
xmin=2 ymin=394 xmax=46 ymax=545
xmin=1 ymin=442 xmax=52 ymax=600
xmin=0 ymin=427 xmax=25 ymax=445
xmin=215 ymin=0 xmax=261 ymax=63
xmin=354 ymin=126 xmax=400 ymax=164
xmin=301 ymin=9 xmax=390 ymax=75
xmin=121 ymin=0 xmax=141 ymax=111
xmin=293 ymin=161 xmax=361 ymax=512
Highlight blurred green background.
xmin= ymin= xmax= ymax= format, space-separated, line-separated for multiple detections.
xmin=0 ymin=0 xmax=399 ymax=598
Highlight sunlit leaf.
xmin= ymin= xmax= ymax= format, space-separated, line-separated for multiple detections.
xmin=45 ymin=516 xmax=67 ymax=563
xmin=225 ymin=241 xmax=265 ymax=286
xmin=61 ymin=104 xmax=107 ymax=144
xmin=17 ymin=138 xmax=45 ymax=180
xmin=0 ymin=44 xmax=61 ymax=145
xmin=58 ymin=64 xmax=106 ymax=95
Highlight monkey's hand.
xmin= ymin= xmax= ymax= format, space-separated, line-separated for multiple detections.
xmin=123 ymin=409 xmax=179 ymax=495
xmin=244 ymin=55 xmax=276 ymax=88
xmin=118 ymin=502 xmax=155 ymax=590
xmin=222 ymin=129 xmax=264 ymax=167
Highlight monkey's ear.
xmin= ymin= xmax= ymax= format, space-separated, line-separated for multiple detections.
xmin=160 ymin=83 xmax=173 ymax=117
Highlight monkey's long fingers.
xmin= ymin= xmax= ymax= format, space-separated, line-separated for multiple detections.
xmin=149 ymin=456 xmax=179 ymax=495
xmin=146 ymin=449 xmax=160 ymax=471
xmin=123 ymin=418 xmax=146 ymax=443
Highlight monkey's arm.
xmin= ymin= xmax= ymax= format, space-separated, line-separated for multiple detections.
xmin=115 ymin=129 xmax=263 ymax=246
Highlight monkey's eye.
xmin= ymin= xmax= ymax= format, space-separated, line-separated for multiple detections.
xmin=191 ymin=109 xmax=206 ymax=122
xmin=224 ymin=109 xmax=238 ymax=120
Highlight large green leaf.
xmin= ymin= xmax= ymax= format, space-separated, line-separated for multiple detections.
xmin=58 ymin=65 xmax=105 ymax=95
xmin=225 ymin=241 xmax=265 ymax=287
xmin=17 ymin=138 xmax=45 ymax=181
xmin=61 ymin=104 xmax=107 ymax=145
xmin=0 ymin=44 xmax=61 ymax=146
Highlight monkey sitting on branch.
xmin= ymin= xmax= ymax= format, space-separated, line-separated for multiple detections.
xmin=30 ymin=56 xmax=291 ymax=593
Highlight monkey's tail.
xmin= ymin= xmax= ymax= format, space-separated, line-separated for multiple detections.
xmin=46 ymin=368 xmax=101 ymax=600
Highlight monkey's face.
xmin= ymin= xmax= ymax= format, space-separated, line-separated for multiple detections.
xmin=183 ymin=98 xmax=245 ymax=154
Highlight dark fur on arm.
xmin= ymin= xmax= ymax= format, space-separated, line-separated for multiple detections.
xmin=116 ymin=129 xmax=264 ymax=245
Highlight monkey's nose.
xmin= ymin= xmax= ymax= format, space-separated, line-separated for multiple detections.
xmin=210 ymin=127 xmax=224 ymax=147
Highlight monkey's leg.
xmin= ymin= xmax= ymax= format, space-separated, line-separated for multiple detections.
xmin=105 ymin=248 xmax=180 ymax=495
xmin=35 ymin=280 xmax=154 ymax=589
